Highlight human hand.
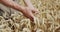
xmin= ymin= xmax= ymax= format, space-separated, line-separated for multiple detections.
xmin=22 ymin=7 xmax=34 ymax=21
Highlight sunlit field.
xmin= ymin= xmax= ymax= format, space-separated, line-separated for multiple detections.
xmin=0 ymin=0 xmax=60 ymax=32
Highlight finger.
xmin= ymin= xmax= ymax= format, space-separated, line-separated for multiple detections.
xmin=27 ymin=11 xmax=35 ymax=21
xmin=32 ymin=9 xmax=39 ymax=14
xmin=28 ymin=13 xmax=34 ymax=21
xmin=23 ymin=11 xmax=34 ymax=21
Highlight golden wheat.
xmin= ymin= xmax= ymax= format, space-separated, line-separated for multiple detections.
xmin=0 ymin=0 xmax=60 ymax=32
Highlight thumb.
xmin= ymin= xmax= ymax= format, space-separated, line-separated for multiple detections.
xmin=32 ymin=9 xmax=39 ymax=14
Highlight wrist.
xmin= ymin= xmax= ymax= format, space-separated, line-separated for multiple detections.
xmin=13 ymin=4 xmax=25 ymax=12
xmin=20 ymin=6 xmax=25 ymax=11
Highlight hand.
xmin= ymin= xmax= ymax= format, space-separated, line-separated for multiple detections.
xmin=22 ymin=7 xmax=34 ymax=21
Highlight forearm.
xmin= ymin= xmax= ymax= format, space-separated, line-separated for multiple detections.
xmin=24 ymin=0 xmax=34 ymax=8
xmin=0 ymin=0 xmax=24 ymax=12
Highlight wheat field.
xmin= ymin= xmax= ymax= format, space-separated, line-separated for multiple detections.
xmin=0 ymin=0 xmax=60 ymax=32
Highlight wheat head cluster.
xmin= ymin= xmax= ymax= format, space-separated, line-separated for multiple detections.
xmin=0 ymin=0 xmax=60 ymax=32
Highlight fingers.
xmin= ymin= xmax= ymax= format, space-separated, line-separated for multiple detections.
xmin=27 ymin=14 xmax=34 ymax=21
xmin=23 ymin=10 xmax=34 ymax=21
xmin=28 ymin=8 xmax=39 ymax=21
xmin=22 ymin=7 xmax=38 ymax=21
xmin=27 ymin=12 xmax=34 ymax=21
xmin=29 ymin=14 xmax=34 ymax=21
xmin=32 ymin=9 xmax=39 ymax=14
